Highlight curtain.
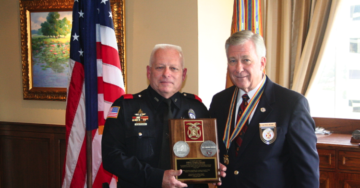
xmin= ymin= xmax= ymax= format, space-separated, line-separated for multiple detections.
xmin=264 ymin=0 xmax=341 ymax=95
xmin=264 ymin=0 xmax=313 ymax=88
xmin=293 ymin=0 xmax=342 ymax=95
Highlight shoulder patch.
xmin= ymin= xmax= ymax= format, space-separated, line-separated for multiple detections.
xmin=107 ymin=106 xmax=120 ymax=118
xmin=182 ymin=93 xmax=202 ymax=102
xmin=194 ymin=95 xmax=202 ymax=102
xmin=123 ymin=94 xmax=142 ymax=99
xmin=123 ymin=94 xmax=134 ymax=99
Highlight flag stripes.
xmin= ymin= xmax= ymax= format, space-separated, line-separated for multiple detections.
xmin=231 ymin=0 xmax=263 ymax=36
xmin=62 ymin=0 xmax=124 ymax=187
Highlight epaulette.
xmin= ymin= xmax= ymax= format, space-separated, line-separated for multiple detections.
xmin=123 ymin=94 xmax=142 ymax=99
xmin=182 ymin=92 xmax=202 ymax=102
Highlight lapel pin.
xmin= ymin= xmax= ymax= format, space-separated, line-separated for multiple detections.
xmin=260 ymin=107 xmax=266 ymax=112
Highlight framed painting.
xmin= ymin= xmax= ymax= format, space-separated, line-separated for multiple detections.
xmin=20 ymin=0 xmax=126 ymax=101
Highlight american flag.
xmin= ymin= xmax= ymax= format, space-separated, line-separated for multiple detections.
xmin=62 ymin=0 xmax=124 ymax=187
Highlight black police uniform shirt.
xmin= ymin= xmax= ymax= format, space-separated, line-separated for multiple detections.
xmin=102 ymin=86 xmax=210 ymax=188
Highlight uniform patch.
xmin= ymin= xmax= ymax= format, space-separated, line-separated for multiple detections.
xmin=107 ymin=106 xmax=120 ymax=118
xmin=194 ymin=95 xmax=202 ymax=102
xmin=182 ymin=92 xmax=203 ymax=102
xmin=123 ymin=94 xmax=134 ymax=99
xmin=259 ymin=122 xmax=277 ymax=145
xmin=132 ymin=109 xmax=148 ymax=126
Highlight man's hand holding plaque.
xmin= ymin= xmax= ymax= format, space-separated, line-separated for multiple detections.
xmin=168 ymin=109 xmax=221 ymax=184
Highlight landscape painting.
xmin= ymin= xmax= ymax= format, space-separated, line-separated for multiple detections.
xmin=30 ymin=11 xmax=72 ymax=88
xmin=21 ymin=0 xmax=125 ymax=101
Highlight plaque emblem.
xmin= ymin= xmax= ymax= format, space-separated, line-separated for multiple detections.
xmin=259 ymin=122 xmax=277 ymax=145
xmin=184 ymin=120 xmax=204 ymax=142
xmin=187 ymin=122 xmax=201 ymax=140
xmin=200 ymin=141 xmax=217 ymax=157
xmin=173 ymin=141 xmax=190 ymax=157
xmin=132 ymin=109 xmax=149 ymax=126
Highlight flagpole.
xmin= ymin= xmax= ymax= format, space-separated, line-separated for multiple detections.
xmin=84 ymin=0 xmax=97 ymax=187
xmin=87 ymin=131 xmax=93 ymax=188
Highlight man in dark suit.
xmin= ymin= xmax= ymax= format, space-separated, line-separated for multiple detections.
xmin=209 ymin=30 xmax=319 ymax=188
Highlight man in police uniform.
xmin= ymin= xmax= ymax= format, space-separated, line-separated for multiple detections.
xmin=209 ymin=31 xmax=319 ymax=187
xmin=102 ymin=44 xmax=225 ymax=188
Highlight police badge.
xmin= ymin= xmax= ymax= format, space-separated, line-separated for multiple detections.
xmin=259 ymin=122 xmax=277 ymax=145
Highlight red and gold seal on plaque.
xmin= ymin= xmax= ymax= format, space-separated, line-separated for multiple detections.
xmin=184 ymin=120 xmax=204 ymax=142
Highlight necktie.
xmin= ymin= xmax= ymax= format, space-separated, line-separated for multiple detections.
xmin=164 ymin=99 xmax=173 ymax=119
xmin=235 ymin=94 xmax=249 ymax=156
xmin=158 ymin=99 xmax=172 ymax=169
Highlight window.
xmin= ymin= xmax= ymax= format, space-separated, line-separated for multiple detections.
xmin=306 ymin=0 xmax=360 ymax=119
xmin=350 ymin=38 xmax=360 ymax=53
xmin=350 ymin=5 xmax=360 ymax=21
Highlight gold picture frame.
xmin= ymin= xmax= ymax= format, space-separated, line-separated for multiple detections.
xmin=20 ymin=0 xmax=126 ymax=101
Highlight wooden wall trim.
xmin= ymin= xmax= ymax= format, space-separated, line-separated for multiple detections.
xmin=0 ymin=121 xmax=65 ymax=133
xmin=0 ymin=121 xmax=66 ymax=188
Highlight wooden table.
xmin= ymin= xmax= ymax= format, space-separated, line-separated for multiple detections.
xmin=317 ymin=133 xmax=360 ymax=188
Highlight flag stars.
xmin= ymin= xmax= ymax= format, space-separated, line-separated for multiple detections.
xmin=101 ymin=0 xmax=108 ymax=4
xmin=79 ymin=10 xmax=84 ymax=18
xmin=72 ymin=33 xmax=79 ymax=41
xmin=74 ymin=0 xmax=78 ymax=2
xmin=109 ymin=11 xmax=112 ymax=18
xmin=97 ymin=8 xmax=100 ymax=14
xmin=79 ymin=49 xmax=84 ymax=56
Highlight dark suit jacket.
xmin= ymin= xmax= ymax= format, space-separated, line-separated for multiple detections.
xmin=209 ymin=77 xmax=319 ymax=188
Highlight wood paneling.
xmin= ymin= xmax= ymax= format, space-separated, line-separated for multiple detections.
xmin=318 ymin=149 xmax=336 ymax=169
xmin=337 ymin=173 xmax=360 ymax=188
xmin=0 ymin=122 xmax=65 ymax=188
xmin=320 ymin=171 xmax=336 ymax=188
xmin=338 ymin=151 xmax=360 ymax=171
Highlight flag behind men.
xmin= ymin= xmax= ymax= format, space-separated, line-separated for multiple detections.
xmin=62 ymin=0 xmax=125 ymax=187
xmin=231 ymin=0 xmax=262 ymax=36
xmin=226 ymin=0 xmax=263 ymax=88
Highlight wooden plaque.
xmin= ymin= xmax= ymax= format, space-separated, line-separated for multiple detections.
xmin=168 ymin=118 xmax=220 ymax=184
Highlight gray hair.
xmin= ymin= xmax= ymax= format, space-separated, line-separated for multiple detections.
xmin=225 ymin=30 xmax=266 ymax=58
xmin=149 ymin=44 xmax=184 ymax=67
